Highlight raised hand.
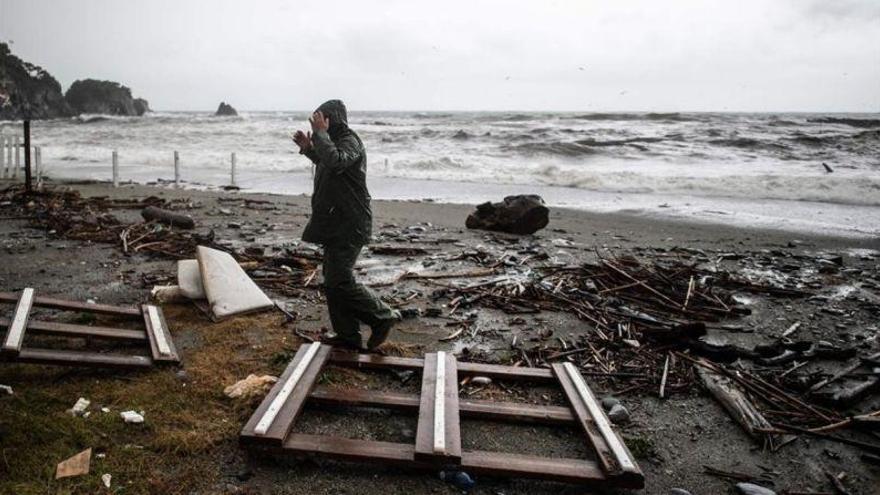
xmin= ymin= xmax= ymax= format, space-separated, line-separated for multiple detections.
xmin=309 ymin=111 xmax=330 ymax=132
xmin=292 ymin=130 xmax=312 ymax=152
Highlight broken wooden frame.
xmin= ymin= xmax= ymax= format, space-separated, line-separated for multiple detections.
xmin=241 ymin=344 xmax=643 ymax=488
xmin=0 ymin=289 xmax=179 ymax=368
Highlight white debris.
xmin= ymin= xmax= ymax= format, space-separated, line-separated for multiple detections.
xmin=470 ymin=376 xmax=492 ymax=386
xmin=101 ymin=407 xmax=110 ymax=413
xmin=68 ymin=397 xmax=91 ymax=417
xmin=224 ymin=374 xmax=278 ymax=399
xmin=0 ymin=384 xmax=12 ymax=395
xmin=120 ymin=410 xmax=144 ymax=424
xmin=101 ymin=473 xmax=112 ymax=488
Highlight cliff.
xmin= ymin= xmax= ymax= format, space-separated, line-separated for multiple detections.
xmin=65 ymin=79 xmax=150 ymax=116
xmin=0 ymin=42 xmax=74 ymax=120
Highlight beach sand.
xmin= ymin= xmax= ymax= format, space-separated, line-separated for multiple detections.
xmin=1 ymin=180 xmax=878 ymax=494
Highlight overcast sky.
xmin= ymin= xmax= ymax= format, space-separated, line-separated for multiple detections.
xmin=1 ymin=0 xmax=878 ymax=112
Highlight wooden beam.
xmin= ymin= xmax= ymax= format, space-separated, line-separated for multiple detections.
xmin=11 ymin=348 xmax=153 ymax=368
xmin=141 ymin=305 xmax=179 ymax=363
xmin=2 ymin=288 xmax=34 ymax=355
xmin=414 ymin=352 xmax=461 ymax=463
xmin=0 ymin=292 xmax=141 ymax=318
xmin=553 ymin=363 xmax=641 ymax=485
xmin=329 ymin=351 xmax=555 ymax=382
xmin=241 ymin=343 xmax=331 ymax=446
xmin=278 ymin=434 xmax=632 ymax=487
xmin=0 ymin=317 xmax=147 ymax=341
xmin=308 ymin=387 xmax=576 ymax=425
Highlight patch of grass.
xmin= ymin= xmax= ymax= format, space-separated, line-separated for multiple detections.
xmin=623 ymin=434 xmax=658 ymax=459
xmin=0 ymin=305 xmax=299 ymax=494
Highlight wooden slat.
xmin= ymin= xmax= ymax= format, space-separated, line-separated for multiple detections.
xmin=329 ymin=351 xmax=555 ymax=382
xmin=414 ymin=352 xmax=461 ymax=463
xmin=0 ymin=317 xmax=146 ymax=341
xmin=0 ymin=292 xmax=142 ymax=317
xmin=141 ymin=305 xmax=179 ymax=363
xmin=10 ymin=348 xmax=153 ymax=368
xmin=2 ymin=288 xmax=34 ymax=355
xmin=552 ymin=363 xmax=642 ymax=485
xmin=308 ymin=387 xmax=576 ymax=425
xmin=240 ymin=343 xmax=331 ymax=446
xmin=279 ymin=434 xmax=628 ymax=487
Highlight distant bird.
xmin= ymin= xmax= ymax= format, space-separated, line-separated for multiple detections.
xmin=619 ymin=90 xmax=628 ymax=95
xmin=822 ymin=162 xmax=834 ymax=173
xmin=578 ymin=66 xmax=585 ymax=71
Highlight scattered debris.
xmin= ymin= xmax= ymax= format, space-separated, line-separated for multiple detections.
xmin=101 ymin=473 xmax=112 ymax=489
xmin=68 ymin=397 xmax=90 ymax=417
xmin=55 ymin=448 xmax=91 ymax=479
xmin=0 ymin=384 xmax=12 ymax=395
xmin=120 ymin=410 xmax=144 ymax=424
xmin=141 ymin=205 xmax=196 ymax=229
xmin=224 ymin=374 xmax=278 ymax=399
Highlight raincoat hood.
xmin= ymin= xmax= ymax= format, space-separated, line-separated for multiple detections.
xmin=316 ymin=99 xmax=349 ymax=138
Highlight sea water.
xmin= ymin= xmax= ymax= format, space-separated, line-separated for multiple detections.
xmin=1 ymin=111 xmax=878 ymax=237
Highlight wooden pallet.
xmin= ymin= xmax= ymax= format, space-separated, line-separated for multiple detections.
xmin=0 ymin=288 xmax=179 ymax=368
xmin=240 ymin=343 xmax=644 ymax=488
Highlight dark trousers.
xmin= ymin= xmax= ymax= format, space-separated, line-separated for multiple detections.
xmin=322 ymin=243 xmax=395 ymax=346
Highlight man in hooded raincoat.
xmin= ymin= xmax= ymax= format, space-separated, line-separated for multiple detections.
xmin=292 ymin=100 xmax=398 ymax=351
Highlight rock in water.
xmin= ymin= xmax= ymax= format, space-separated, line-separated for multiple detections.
xmin=215 ymin=101 xmax=238 ymax=116
xmin=0 ymin=42 xmax=74 ymax=119
xmin=133 ymin=98 xmax=151 ymax=116
xmin=65 ymin=79 xmax=148 ymax=116
xmin=465 ymin=195 xmax=549 ymax=235
xmin=735 ymin=483 xmax=777 ymax=495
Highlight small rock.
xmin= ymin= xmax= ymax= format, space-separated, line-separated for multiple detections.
xmin=101 ymin=473 xmax=112 ymax=488
xmin=607 ymin=404 xmax=630 ymax=424
xmin=735 ymin=482 xmax=777 ymax=495
xmin=68 ymin=397 xmax=91 ymax=417
xmin=120 ymin=410 xmax=144 ymax=424
xmin=601 ymin=396 xmax=620 ymax=411
xmin=470 ymin=376 xmax=492 ymax=386
xmin=670 ymin=489 xmax=692 ymax=495
xmin=224 ymin=374 xmax=278 ymax=399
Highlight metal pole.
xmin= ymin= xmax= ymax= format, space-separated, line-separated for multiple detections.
xmin=35 ymin=146 xmax=42 ymax=188
xmin=175 ymin=151 xmax=181 ymax=185
xmin=23 ymin=121 xmax=32 ymax=193
xmin=112 ymin=150 xmax=119 ymax=187
xmin=13 ymin=135 xmax=20 ymax=179
xmin=231 ymin=152 xmax=237 ymax=186
xmin=0 ymin=136 xmax=6 ymax=179
xmin=5 ymin=136 xmax=11 ymax=178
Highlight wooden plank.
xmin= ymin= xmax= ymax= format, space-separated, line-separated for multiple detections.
xmin=11 ymin=348 xmax=153 ymax=368
xmin=0 ymin=292 xmax=142 ymax=317
xmin=0 ymin=317 xmax=147 ymax=341
xmin=141 ymin=305 xmax=179 ymax=363
xmin=553 ymin=363 xmax=642 ymax=485
xmin=329 ymin=351 xmax=555 ymax=382
xmin=414 ymin=352 xmax=461 ymax=463
xmin=278 ymin=434 xmax=628 ymax=487
xmin=240 ymin=343 xmax=331 ymax=446
xmin=2 ymin=288 xmax=34 ymax=355
xmin=309 ymin=387 xmax=576 ymax=425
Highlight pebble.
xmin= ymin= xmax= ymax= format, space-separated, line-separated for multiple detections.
xmin=735 ymin=482 xmax=777 ymax=495
xmin=601 ymin=396 xmax=620 ymax=411
xmin=607 ymin=404 xmax=630 ymax=424
xmin=470 ymin=376 xmax=492 ymax=386
xmin=120 ymin=410 xmax=145 ymax=424
xmin=670 ymin=489 xmax=692 ymax=495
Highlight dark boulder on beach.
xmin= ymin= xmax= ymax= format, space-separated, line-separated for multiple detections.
xmin=215 ymin=102 xmax=238 ymax=116
xmin=0 ymin=42 xmax=74 ymax=120
xmin=466 ymin=194 xmax=550 ymax=235
xmin=65 ymin=79 xmax=148 ymax=116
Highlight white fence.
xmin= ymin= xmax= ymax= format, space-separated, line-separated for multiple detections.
xmin=0 ymin=134 xmax=43 ymax=185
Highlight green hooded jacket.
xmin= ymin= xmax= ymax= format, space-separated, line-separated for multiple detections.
xmin=300 ymin=99 xmax=372 ymax=246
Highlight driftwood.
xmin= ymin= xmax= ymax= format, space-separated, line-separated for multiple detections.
xmin=141 ymin=206 xmax=195 ymax=229
xmin=697 ymin=366 xmax=783 ymax=449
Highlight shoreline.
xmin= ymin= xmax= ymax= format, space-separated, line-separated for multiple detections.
xmin=41 ymin=177 xmax=880 ymax=250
